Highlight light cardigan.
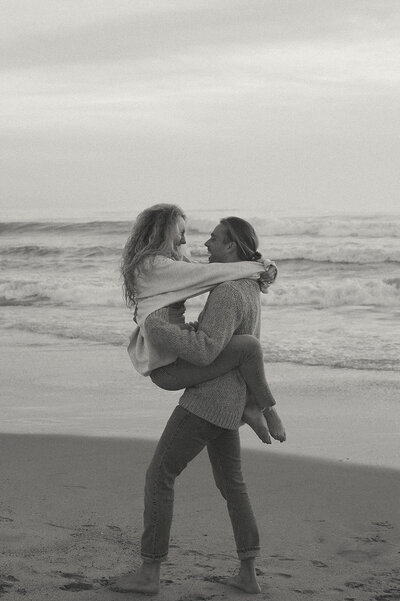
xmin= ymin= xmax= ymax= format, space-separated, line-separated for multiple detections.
xmin=127 ymin=255 xmax=268 ymax=375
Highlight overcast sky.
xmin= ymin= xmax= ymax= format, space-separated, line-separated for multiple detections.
xmin=1 ymin=0 xmax=399 ymax=219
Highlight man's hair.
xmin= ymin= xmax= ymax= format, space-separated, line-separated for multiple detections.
xmin=220 ymin=217 xmax=260 ymax=261
xmin=121 ymin=203 xmax=186 ymax=307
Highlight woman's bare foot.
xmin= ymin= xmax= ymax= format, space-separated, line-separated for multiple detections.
xmin=111 ymin=563 xmax=160 ymax=595
xmin=224 ymin=558 xmax=261 ymax=594
xmin=242 ymin=404 xmax=271 ymax=444
xmin=265 ymin=407 xmax=286 ymax=442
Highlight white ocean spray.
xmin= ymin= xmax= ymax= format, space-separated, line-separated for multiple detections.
xmin=1 ymin=213 xmax=399 ymax=372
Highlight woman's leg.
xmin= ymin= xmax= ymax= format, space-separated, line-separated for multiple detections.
xmin=242 ymin=399 xmax=286 ymax=444
xmin=151 ymin=335 xmax=285 ymax=444
xmin=151 ymin=334 xmax=276 ymax=409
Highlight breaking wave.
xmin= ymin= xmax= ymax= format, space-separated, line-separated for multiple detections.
xmin=1 ymin=213 xmax=400 ymax=238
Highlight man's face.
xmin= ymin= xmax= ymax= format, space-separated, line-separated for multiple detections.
xmin=173 ymin=216 xmax=186 ymax=249
xmin=204 ymin=223 xmax=231 ymax=263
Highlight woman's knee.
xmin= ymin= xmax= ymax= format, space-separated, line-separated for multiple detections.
xmin=226 ymin=334 xmax=261 ymax=355
xmin=150 ymin=369 xmax=180 ymax=391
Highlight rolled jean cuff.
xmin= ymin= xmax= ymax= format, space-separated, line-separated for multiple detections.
xmin=141 ymin=553 xmax=168 ymax=563
xmin=237 ymin=546 xmax=260 ymax=560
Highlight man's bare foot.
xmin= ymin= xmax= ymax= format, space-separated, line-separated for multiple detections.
xmin=224 ymin=558 xmax=261 ymax=594
xmin=265 ymin=407 xmax=286 ymax=442
xmin=225 ymin=574 xmax=262 ymax=594
xmin=242 ymin=404 xmax=271 ymax=444
xmin=111 ymin=563 xmax=160 ymax=595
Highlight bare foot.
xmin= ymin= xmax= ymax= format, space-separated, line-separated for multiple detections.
xmin=224 ymin=561 xmax=262 ymax=595
xmin=265 ymin=407 xmax=286 ymax=442
xmin=111 ymin=566 xmax=160 ymax=595
xmin=225 ymin=574 xmax=261 ymax=594
xmin=242 ymin=405 xmax=271 ymax=444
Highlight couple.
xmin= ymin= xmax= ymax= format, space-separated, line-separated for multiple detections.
xmin=116 ymin=204 xmax=286 ymax=595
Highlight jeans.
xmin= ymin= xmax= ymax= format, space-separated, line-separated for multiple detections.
xmin=150 ymin=334 xmax=276 ymax=410
xmin=141 ymin=405 xmax=260 ymax=562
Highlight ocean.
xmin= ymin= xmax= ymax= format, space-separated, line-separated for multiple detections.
xmin=1 ymin=212 xmax=399 ymax=373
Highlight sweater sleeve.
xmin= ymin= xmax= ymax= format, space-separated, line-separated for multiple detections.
xmin=135 ymin=257 xmax=266 ymax=325
xmin=145 ymin=283 xmax=242 ymax=366
xmin=137 ymin=257 xmax=264 ymax=299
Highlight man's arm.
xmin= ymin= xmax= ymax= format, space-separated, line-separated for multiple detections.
xmin=144 ymin=283 xmax=242 ymax=366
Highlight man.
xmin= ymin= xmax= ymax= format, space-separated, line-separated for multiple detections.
xmin=114 ymin=217 xmax=285 ymax=595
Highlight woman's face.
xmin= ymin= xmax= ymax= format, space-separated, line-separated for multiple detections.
xmin=173 ymin=216 xmax=186 ymax=249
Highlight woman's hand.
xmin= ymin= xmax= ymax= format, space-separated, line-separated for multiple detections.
xmin=258 ymin=261 xmax=277 ymax=293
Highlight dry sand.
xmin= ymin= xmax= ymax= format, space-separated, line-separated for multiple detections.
xmin=1 ymin=340 xmax=400 ymax=600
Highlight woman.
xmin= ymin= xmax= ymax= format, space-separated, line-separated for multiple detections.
xmin=121 ymin=203 xmax=285 ymax=443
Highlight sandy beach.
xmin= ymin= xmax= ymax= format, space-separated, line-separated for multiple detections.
xmin=3 ymin=0 xmax=400 ymax=597
xmin=1 ymin=338 xmax=400 ymax=600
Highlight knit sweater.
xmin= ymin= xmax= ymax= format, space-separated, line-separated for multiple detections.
xmin=128 ymin=255 xmax=267 ymax=375
xmin=145 ymin=278 xmax=261 ymax=430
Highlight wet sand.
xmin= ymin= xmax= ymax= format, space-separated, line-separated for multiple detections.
xmin=1 ymin=340 xmax=399 ymax=599
xmin=1 ymin=433 xmax=400 ymax=600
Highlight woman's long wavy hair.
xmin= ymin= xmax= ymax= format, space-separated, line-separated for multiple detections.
xmin=121 ymin=203 xmax=186 ymax=308
xmin=220 ymin=217 xmax=261 ymax=261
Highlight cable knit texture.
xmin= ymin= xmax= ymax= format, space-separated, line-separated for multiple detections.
xmin=145 ymin=278 xmax=261 ymax=430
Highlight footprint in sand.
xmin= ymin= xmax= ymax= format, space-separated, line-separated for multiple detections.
xmin=338 ymin=549 xmax=381 ymax=563
xmin=0 ymin=575 xmax=18 ymax=595
xmin=345 ymin=581 xmax=367 ymax=589
xmin=375 ymin=594 xmax=400 ymax=601
xmin=58 ymin=572 xmax=84 ymax=579
xmin=372 ymin=521 xmax=394 ymax=530
xmin=94 ymin=577 xmax=110 ymax=587
xmin=58 ymin=572 xmax=94 ymax=592
xmin=311 ymin=560 xmax=328 ymax=568
xmin=354 ymin=535 xmax=387 ymax=543
xmin=342 ymin=568 xmax=400 ymax=600
xmin=44 ymin=522 xmax=74 ymax=530
xmin=59 ymin=582 xmax=94 ymax=591
xmin=331 ymin=588 xmax=345 ymax=592
xmin=182 ymin=549 xmax=210 ymax=557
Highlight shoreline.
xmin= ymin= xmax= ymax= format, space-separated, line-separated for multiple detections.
xmin=2 ymin=334 xmax=399 ymax=469
xmin=1 ymin=335 xmax=400 ymax=599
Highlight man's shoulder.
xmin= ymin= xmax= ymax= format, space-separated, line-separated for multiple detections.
xmin=207 ymin=280 xmax=241 ymax=302
xmin=211 ymin=278 xmax=259 ymax=295
xmin=205 ymin=279 xmax=259 ymax=314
